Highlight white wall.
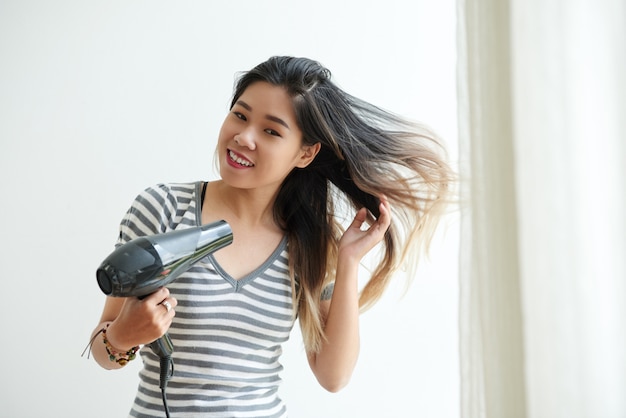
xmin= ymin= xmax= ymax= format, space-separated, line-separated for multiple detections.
xmin=0 ymin=1 xmax=459 ymax=417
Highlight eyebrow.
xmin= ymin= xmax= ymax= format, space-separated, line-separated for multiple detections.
xmin=235 ymin=100 xmax=291 ymax=130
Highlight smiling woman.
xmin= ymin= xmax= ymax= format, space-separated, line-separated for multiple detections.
xmin=0 ymin=1 xmax=458 ymax=417
xmin=86 ymin=55 xmax=454 ymax=418
xmin=218 ymin=82 xmax=315 ymax=191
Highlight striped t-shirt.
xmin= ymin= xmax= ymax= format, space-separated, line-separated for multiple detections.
xmin=117 ymin=182 xmax=296 ymax=418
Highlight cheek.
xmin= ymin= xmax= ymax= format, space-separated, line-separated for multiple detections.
xmin=217 ymin=127 xmax=227 ymax=144
xmin=218 ymin=116 xmax=234 ymax=139
xmin=217 ymin=127 xmax=234 ymax=149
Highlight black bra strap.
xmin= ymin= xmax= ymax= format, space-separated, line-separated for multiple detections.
xmin=201 ymin=181 xmax=208 ymax=210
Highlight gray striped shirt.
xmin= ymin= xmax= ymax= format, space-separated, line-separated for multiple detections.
xmin=119 ymin=182 xmax=295 ymax=418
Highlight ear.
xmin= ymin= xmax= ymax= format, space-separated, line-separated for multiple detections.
xmin=296 ymin=142 xmax=321 ymax=168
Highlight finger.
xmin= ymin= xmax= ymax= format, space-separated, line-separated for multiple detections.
xmin=158 ymin=298 xmax=174 ymax=314
xmin=144 ymin=287 xmax=170 ymax=303
xmin=159 ymin=296 xmax=178 ymax=309
xmin=376 ymin=198 xmax=392 ymax=228
xmin=348 ymin=207 xmax=368 ymax=230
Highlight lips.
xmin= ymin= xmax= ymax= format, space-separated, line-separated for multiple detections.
xmin=227 ymin=149 xmax=254 ymax=167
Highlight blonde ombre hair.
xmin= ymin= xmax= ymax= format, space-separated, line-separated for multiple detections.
xmin=230 ymin=56 xmax=454 ymax=353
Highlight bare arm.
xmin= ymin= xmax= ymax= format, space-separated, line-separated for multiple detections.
xmin=89 ymin=287 xmax=177 ymax=370
xmin=307 ymin=198 xmax=391 ymax=392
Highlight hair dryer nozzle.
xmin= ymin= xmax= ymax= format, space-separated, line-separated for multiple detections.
xmin=96 ymin=220 xmax=233 ymax=298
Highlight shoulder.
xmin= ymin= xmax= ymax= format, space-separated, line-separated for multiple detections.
xmin=118 ymin=182 xmax=203 ymax=241
xmin=138 ymin=182 xmax=199 ymax=203
xmin=131 ymin=182 xmax=202 ymax=214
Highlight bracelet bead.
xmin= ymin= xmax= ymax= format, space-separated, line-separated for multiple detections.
xmin=102 ymin=324 xmax=140 ymax=366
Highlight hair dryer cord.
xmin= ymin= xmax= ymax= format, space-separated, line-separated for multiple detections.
xmin=159 ymin=355 xmax=174 ymax=418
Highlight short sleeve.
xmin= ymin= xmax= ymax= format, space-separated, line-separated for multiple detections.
xmin=115 ymin=184 xmax=175 ymax=247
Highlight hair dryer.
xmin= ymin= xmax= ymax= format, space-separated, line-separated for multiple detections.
xmin=95 ymin=219 xmax=233 ymax=417
xmin=96 ymin=220 xmax=233 ymax=357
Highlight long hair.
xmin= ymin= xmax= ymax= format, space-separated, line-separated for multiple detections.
xmin=230 ymin=56 xmax=454 ymax=352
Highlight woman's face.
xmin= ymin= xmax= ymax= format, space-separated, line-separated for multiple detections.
xmin=217 ymin=81 xmax=319 ymax=192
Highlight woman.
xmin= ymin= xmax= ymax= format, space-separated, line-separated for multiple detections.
xmin=88 ymin=56 xmax=453 ymax=417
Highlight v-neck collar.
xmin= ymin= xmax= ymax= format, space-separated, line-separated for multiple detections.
xmin=207 ymin=236 xmax=288 ymax=291
xmin=194 ymin=181 xmax=288 ymax=291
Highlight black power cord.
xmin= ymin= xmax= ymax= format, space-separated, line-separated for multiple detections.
xmin=148 ymin=334 xmax=175 ymax=418
xmin=159 ymin=355 xmax=174 ymax=418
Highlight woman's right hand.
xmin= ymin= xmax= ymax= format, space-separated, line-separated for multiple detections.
xmin=104 ymin=287 xmax=178 ymax=352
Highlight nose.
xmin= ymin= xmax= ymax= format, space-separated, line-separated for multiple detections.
xmin=234 ymin=130 xmax=256 ymax=150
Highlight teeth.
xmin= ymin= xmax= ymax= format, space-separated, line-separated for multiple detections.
xmin=229 ymin=150 xmax=253 ymax=167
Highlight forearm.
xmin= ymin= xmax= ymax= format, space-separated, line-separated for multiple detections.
xmin=309 ymin=258 xmax=361 ymax=392
xmin=309 ymin=200 xmax=391 ymax=392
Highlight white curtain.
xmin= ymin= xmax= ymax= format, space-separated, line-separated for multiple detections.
xmin=457 ymin=0 xmax=626 ymax=417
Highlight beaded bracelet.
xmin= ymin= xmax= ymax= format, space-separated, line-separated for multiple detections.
xmin=102 ymin=324 xmax=140 ymax=366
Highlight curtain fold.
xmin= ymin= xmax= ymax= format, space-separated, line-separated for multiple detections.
xmin=458 ymin=0 xmax=626 ymax=417
xmin=457 ymin=0 xmax=527 ymax=417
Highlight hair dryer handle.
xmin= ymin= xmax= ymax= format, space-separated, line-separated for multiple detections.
xmin=148 ymin=333 xmax=174 ymax=359
xmin=135 ymin=295 xmax=174 ymax=359
xmin=148 ymin=334 xmax=175 ymax=391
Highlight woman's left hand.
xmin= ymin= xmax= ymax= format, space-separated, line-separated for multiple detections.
xmin=309 ymin=197 xmax=391 ymax=390
xmin=338 ymin=196 xmax=391 ymax=263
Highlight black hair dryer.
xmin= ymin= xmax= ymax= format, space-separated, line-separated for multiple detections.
xmin=96 ymin=220 xmax=233 ymax=357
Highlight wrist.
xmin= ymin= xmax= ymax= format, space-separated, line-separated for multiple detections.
xmin=335 ymin=256 xmax=360 ymax=279
xmin=101 ymin=323 xmax=140 ymax=366
xmin=104 ymin=321 xmax=134 ymax=351
xmin=337 ymin=246 xmax=368 ymax=274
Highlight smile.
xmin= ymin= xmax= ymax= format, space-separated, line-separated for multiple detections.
xmin=228 ymin=150 xmax=254 ymax=167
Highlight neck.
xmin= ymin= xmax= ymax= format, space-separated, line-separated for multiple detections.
xmin=209 ymin=181 xmax=279 ymax=229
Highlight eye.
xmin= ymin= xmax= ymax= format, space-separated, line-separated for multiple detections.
xmin=264 ymin=129 xmax=281 ymax=137
xmin=232 ymin=111 xmax=247 ymax=121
